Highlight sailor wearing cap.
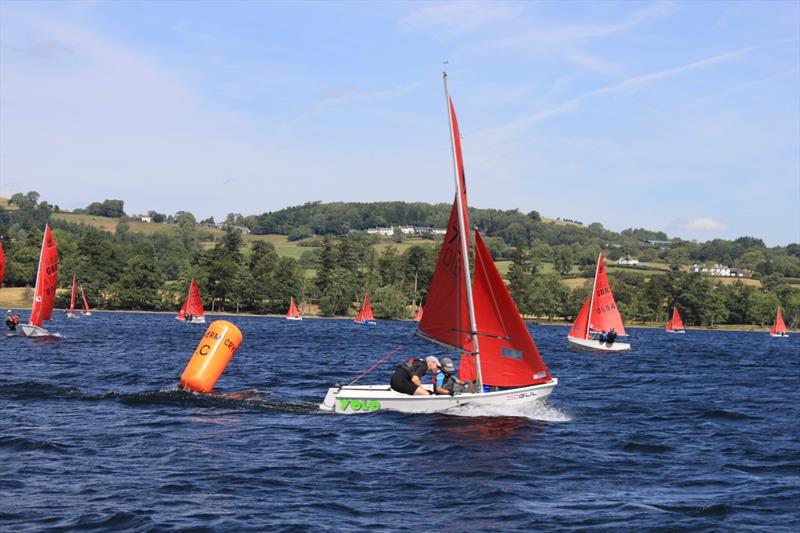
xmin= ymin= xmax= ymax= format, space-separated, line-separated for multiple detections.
xmin=390 ymin=356 xmax=440 ymax=396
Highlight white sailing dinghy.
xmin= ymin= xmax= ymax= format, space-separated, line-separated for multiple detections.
xmin=320 ymin=74 xmax=557 ymax=414
xmin=65 ymin=274 xmax=78 ymax=319
xmin=354 ymin=293 xmax=376 ymax=325
xmin=286 ymin=296 xmax=302 ymax=321
xmin=176 ymin=278 xmax=206 ymax=324
xmin=666 ymin=306 xmax=686 ymax=334
xmin=567 ymin=253 xmax=631 ymax=351
xmin=19 ymin=224 xmax=61 ymax=338
xmin=770 ymin=308 xmax=789 ymax=337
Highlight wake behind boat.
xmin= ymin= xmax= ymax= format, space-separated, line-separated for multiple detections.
xmin=320 ymin=74 xmax=557 ymax=415
xmin=567 ymin=253 xmax=631 ymax=352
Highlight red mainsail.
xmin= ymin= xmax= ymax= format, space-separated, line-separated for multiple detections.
xmin=590 ymin=254 xmax=626 ymax=335
xmin=30 ymin=224 xmax=58 ymax=327
xmin=771 ymin=309 xmax=787 ymax=335
xmin=666 ymin=306 xmax=685 ymax=331
xmin=355 ymin=293 xmax=375 ymax=323
xmin=286 ymin=297 xmax=300 ymax=319
xmin=68 ymin=274 xmax=77 ymax=315
xmin=81 ymin=286 xmax=91 ymax=314
xmin=418 ymin=97 xmax=471 ymax=350
xmin=177 ymin=278 xmax=204 ymax=319
xmin=458 ymin=232 xmax=551 ymax=386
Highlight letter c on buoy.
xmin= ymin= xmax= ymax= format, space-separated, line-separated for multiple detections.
xmin=180 ymin=320 xmax=243 ymax=393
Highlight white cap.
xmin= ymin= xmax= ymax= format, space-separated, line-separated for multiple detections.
xmin=425 ymin=356 xmax=441 ymax=367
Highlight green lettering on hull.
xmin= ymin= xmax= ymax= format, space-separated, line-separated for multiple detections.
xmin=338 ymin=398 xmax=381 ymax=412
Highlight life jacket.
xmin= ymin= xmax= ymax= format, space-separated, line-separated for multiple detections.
xmin=398 ymin=358 xmax=426 ymax=379
xmin=439 ymin=372 xmax=456 ymax=393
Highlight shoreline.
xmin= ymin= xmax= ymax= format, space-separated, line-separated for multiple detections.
xmin=1 ymin=306 xmax=791 ymax=333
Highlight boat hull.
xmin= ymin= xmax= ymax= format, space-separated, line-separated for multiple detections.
xmin=65 ymin=313 xmax=78 ymax=319
xmin=666 ymin=329 xmax=685 ymax=334
xmin=285 ymin=316 xmax=302 ymax=321
xmin=354 ymin=320 xmax=376 ymax=325
xmin=567 ymin=336 xmax=631 ymax=352
xmin=18 ymin=324 xmax=61 ymax=338
xmin=319 ymin=379 xmax=557 ymax=414
xmin=770 ymin=333 xmax=789 ymax=338
xmin=175 ymin=316 xmax=206 ymax=324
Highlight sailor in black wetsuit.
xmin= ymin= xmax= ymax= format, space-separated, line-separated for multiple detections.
xmin=390 ymin=356 xmax=440 ymax=396
xmin=606 ymin=328 xmax=618 ymax=345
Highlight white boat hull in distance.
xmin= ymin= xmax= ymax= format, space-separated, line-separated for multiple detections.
xmin=666 ymin=329 xmax=686 ymax=334
xmin=567 ymin=336 xmax=631 ymax=352
xmin=82 ymin=312 xmax=92 ymax=316
xmin=65 ymin=313 xmax=78 ymax=319
xmin=354 ymin=320 xmax=376 ymax=325
xmin=18 ymin=324 xmax=61 ymax=338
xmin=175 ymin=316 xmax=206 ymax=324
xmin=319 ymin=379 xmax=557 ymax=414
xmin=285 ymin=316 xmax=303 ymax=321
xmin=770 ymin=333 xmax=789 ymax=338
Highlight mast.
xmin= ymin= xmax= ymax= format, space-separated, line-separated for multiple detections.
xmin=443 ymin=72 xmax=483 ymax=390
xmin=585 ymin=253 xmax=601 ymax=339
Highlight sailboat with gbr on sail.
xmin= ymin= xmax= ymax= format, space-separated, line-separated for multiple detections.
xmin=567 ymin=253 xmax=631 ymax=351
xmin=320 ymin=74 xmax=557 ymax=414
xmin=19 ymin=224 xmax=61 ymax=338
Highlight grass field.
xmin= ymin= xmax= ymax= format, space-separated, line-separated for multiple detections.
xmin=0 ymin=287 xmax=31 ymax=308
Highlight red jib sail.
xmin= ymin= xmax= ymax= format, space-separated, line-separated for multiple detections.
xmin=667 ymin=306 xmax=685 ymax=331
xmin=568 ymin=294 xmax=591 ymax=339
xmin=457 ymin=231 xmax=551 ymax=387
xmin=68 ymin=274 xmax=77 ymax=315
xmin=286 ymin=297 xmax=300 ymax=319
xmin=355 ymin=293 xmax=375 ymax=323
xmin=0 ymin=241 xmax=5 ymax=289
xmin=30 ymin=224 xmax=58 ymax=327
xmin=418 ymin=97 xmax=471 ymax=351
xmin=589 ymin=254 xmax=626 ymax=335
xmin=771 ymin=308 xmax=787 ymax=335
xmin=80 ymin=286 xmax=91 ymax=314
xmin=177 ymin=278 xmax=204 ymax=319
xmin=413 ymin=305 xmax=423 ymax=322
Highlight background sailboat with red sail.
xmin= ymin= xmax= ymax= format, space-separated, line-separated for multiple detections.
xmin=176 ymin=278 xmax=205 ymax=324
xmin=320 ymin=74 xmax=557 ymax=414
xmin=413 ymin=304 xmax=423 ymax=322
xmin=66 ymin=274 xmax=79 ymax=319
xmin=666 ymin=306 xmax=685 ymax=333
xmin=567 ymin=253 xmax=631 ymax=351
xmin=286 ymin=296 xmax=302 ymax=321
xmin=770 ymin=308 xmax=789 ymax=337
xmin=19 ymin=225 xmax=61 ymax=338
xmin=0 ymin=241 xmax=5 ymax=289
xmin=354 ymin=293 xmax=376 ymax=325
xmin=80 ymin=286 xmax=92 ymax=316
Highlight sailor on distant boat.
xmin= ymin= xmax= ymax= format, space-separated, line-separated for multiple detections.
xmin=606 ymin=328 xmax=618 ymax=345
xmin=390 ymin=356 xmax=440 ymax=396
xmin=5 ymin=310 xmax=19 ymax=331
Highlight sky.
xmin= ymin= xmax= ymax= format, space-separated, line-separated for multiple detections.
xmin=0 ymin=1 xmax=798 ymax=246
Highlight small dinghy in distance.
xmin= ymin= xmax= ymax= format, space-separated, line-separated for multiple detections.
xmin=65 ymin=274 xmax=78 ymax=319
xmin=176 ymin=278 xmax=206 ymax=324
xmin=413 ymin=304 xmax=423 ymax=322
xmin=666 ymin=306 xmax=686 ymax=334
xmin=80 ymin=286 xmax=92 ymax=316
xmin=354 ymin=293 xmax=376 ymax=325
xmin=320 ymin=74 xmax=557 ymax=414
xmin=285 ymin=296 xmax=302 ymax=321
xmin=770 ymin=308 xmax=789 ymax=337
xmin=567 ymin=253 xmax=631 ymax=352
xmin=19 ymin=224 xmax=61 ymax=338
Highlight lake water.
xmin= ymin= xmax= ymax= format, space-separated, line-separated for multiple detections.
xmin=2 ymin=312 xmax=798 ymax=531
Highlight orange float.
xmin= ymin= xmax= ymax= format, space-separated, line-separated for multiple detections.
xmin=180 ymin=320 xmax=243 ymax=393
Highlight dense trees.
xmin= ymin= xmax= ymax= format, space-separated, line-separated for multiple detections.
xmin=0 ymin=192 xmax=797 ymax=327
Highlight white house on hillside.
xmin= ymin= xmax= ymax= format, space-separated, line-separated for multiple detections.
xmin=617 ymin=255 xmax=639 ymax=266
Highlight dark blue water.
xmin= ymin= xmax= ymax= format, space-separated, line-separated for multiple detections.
xmin=1 ymin=313 xmax=798 ymax=531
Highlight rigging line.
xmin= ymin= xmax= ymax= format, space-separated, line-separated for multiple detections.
xmin=347 ymin=332 xmax=416 ymax=386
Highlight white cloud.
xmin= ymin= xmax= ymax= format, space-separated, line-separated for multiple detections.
xmin=682 ymin=217 xmax=728 ymax=231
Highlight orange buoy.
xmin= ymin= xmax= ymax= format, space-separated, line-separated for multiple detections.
xmin=180 ymin=320 xmax=243 ymax=393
